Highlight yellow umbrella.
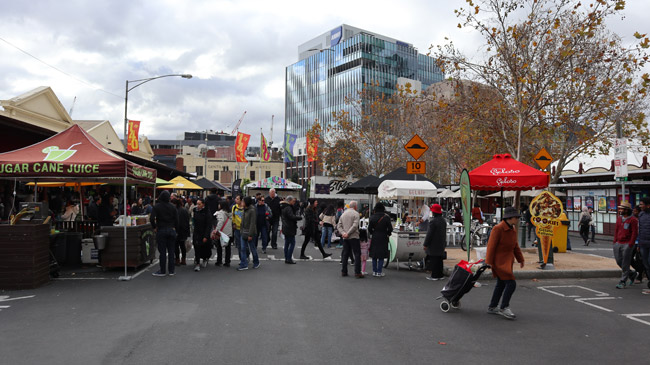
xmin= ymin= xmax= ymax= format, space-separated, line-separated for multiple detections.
xmin=157 ymin=176 xmax=203 ymax=190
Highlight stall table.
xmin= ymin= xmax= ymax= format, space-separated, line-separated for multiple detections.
xmin=387 ymin=231 xmax=428 ymax=270
xmin=99 ymin=224 xmax=155 ymax=269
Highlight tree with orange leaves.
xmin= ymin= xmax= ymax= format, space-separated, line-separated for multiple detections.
xmin=430 ymin=0 xmax=649 ymax=185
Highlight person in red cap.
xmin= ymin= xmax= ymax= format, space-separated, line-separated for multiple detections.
xmin=423 ymin=203 xmax=447 ymax=280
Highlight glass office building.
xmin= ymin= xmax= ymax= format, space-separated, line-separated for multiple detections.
xmin=285 ymin=24 xmax=444 ymax=183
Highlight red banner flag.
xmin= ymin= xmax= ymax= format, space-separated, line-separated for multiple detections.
xmin=261 ymin=133 xmax=271 ymax=162
xmin=235 ymin=132 xmax=251 ymax=163
xmin=127 ymin=120 xmax=141 ymax=152
xmin=307 ymin=135 xmax=319 ymax=162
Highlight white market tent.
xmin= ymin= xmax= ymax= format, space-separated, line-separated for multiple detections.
xmin=245 ymin=177 xmax=302 ymax=190
xmin=377 ymin=180 xmax=438 ymax=199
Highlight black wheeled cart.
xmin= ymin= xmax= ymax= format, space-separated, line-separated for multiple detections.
xmin=437 ymin=261 xmax=490 ymax=312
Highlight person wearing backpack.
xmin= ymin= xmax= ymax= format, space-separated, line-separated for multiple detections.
xmin=578 ymin=207 xmax=592 ymax=246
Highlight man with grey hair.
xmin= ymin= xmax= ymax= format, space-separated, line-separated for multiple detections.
xmin=265 ymin=188 xmax=282 ymax=249
xmin=337 ymin=201 xmax=363 ymax=278
xmin=280 ymin=195 xmax=302 ymax=264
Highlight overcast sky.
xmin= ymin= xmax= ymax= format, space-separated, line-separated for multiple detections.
xmin=1 ymin=0 xmax=648 ymax=148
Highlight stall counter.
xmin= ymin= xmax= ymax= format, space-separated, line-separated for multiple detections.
xmin=99 ymin=224 xmax=155 ymax=268
xmin=388 ymin=231 xmax=428 ymax=264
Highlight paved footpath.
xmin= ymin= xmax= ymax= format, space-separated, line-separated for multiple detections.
xmin=1 ymin=242 xmax=649 ymax=364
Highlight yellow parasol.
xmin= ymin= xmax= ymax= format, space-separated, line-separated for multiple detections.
xmin=157 ymin=176 xmax=203 ymax=190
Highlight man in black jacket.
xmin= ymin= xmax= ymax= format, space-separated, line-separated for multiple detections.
xmin=265 ymin=188 xmax=282 ymax=249
xmin=280 ymin=196 xmax=302 ymax=264
xmin=205 ymin=188 xmax=220 ymax=221
xmin=150 ymin=190 xmax=179 ymax=277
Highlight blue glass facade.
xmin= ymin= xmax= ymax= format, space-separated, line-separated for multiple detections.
xmin=285 ymin=32 xmax=444 ymax=139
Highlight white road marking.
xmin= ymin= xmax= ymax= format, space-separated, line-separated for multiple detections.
xmin=574 ymin=297 xmax=618 ymax=312
xmin=133 ymin=259 xmax=158 ymax=279
xmin=537 ymin=285 xmax=610 ymax=298
xmin=55 ymin=277 xmax=109 ymax=280
xmin=0 ymin=295 xmax=35 ymax=312
xmin=622 ymin=314 xmax=650 ymax=327
xmin=0 ymin=295 xmax=35 ymax=302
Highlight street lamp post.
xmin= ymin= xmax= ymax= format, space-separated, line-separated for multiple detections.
xmin=124 ymin=74 xmax=192 ymax=153
xmin=119 ymin=73 xmax=192 ymax=281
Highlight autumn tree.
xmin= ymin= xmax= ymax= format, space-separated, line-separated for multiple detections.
xmin=321 ymin=84 xmax=422 ymax=178
xmin=431 ymin=0 xmax=650 ymax=185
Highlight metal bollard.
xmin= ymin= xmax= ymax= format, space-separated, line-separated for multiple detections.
xmin=519 ymin=221 xmax=527 ymax=248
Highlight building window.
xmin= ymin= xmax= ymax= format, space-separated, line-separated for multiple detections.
xmin=213 ymin=170 xmax=219 ymax=181
xmin=250 ymin=171 xmax=255 ymax=180
xmin=196 ymin=166 xmax=203 ymax=176
xmin=265 ymin=171 xmax=271 ymax=178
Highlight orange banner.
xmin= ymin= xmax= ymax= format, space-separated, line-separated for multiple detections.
xmin=127 ymin=120 xmax=140 ymax=152
xmin=307 ymin=135 xmax=318 ymax=162
xmin=235 ymin=132 xmax=250 ymax=163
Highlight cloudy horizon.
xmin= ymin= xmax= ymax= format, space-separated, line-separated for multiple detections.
xmin=1 ymin=0 xmax=647 ymax=148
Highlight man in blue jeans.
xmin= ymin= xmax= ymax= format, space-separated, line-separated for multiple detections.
xmin=150 ymin=190 xmax=179 ymax=276
xmin=265 ymin=188 xmax=282 ymax=249
xmin=237 ymin=196 xmax=259 ymax=271
xmin=337 ymin=201 xmax=363 ymax=278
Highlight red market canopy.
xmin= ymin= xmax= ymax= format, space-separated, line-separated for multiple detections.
xmin=469 ymin=153 xmax=548 ymax=191
xmin=0 ymin=124 xmax=155 ymax=183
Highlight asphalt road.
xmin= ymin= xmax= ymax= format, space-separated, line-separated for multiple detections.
xmin=1 ymin=244 xmax=648 ymax=365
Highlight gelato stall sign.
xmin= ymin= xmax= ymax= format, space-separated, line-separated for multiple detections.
xmin=529 ymin=191 xmax=564 ymax=267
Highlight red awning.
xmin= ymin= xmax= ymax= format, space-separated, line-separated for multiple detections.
xmin=469 ymin=154 xmax=548 ymax=191
xmin=0 ymin=124 xmax=156 ymax=183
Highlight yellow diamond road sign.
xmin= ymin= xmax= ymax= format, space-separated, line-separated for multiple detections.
xmin=405 ymin=134 xmax=428 ymax=160
xmin=534 ymin=148 xmax=553 ymax=170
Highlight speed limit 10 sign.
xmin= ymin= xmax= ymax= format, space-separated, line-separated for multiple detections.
xmin=407 ymin=161 xmax=426 ymax=174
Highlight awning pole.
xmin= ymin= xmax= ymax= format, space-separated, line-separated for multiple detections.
xmin=119 ymin=175 xmax=132 ymax=281
xmin=501 ymin=187 xmax=504 ymax=220
xmin=79 ymin=184 xmax=84 ymax=219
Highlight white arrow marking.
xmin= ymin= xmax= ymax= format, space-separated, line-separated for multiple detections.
xmin=622 ymin=314 xmax=650 ymax=327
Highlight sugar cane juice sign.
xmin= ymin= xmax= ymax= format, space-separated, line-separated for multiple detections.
xmin=529 ymin=191 xmax=564 ymax=265
xmin=0 ymin=144 xmax=99 ymax=175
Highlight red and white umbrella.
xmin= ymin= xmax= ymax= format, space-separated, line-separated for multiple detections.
xmin=469 ymin=154 xmax=548 ymax=191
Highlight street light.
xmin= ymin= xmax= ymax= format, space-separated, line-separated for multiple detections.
xmin=124 ymin=73 xmax=192 ymax=152
xmin=119 ymin=73 xmax=191 ymax=281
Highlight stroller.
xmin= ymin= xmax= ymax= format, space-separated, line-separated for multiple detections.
xmin=437 ymin=259 xmax=490 ymax=312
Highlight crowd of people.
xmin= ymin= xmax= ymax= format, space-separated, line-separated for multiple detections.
xmin=42 ymin=184 xmax=650 ymax=321
xmin=147 ymin=188 xmax=393 ymax=277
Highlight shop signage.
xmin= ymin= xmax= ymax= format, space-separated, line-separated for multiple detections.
xmin=614 ymin=138 xmax=628 ymax=179
xmin=530 ymin=191 xmax=564 ymax=266
xmin=0 ymin=162 xmax=99 ymax=174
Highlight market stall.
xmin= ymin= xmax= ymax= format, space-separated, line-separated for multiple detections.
xmin=0 ymin=124 xmax=156 ymax=282
xmin=377 ymin=179 xmax=438 ymax=269
xmin=245 ymin=176 xmax=302 ymax=198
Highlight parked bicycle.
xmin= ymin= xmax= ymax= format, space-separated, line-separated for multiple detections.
xmin=459 ymin=219 xmax=492 ymax=251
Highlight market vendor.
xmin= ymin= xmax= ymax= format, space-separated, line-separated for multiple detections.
xmin=419 ymin=202 xmax=430 ymax=232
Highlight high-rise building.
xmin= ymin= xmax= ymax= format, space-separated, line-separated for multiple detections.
xmin=284 ymin=24 xmax=444 ymax=184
